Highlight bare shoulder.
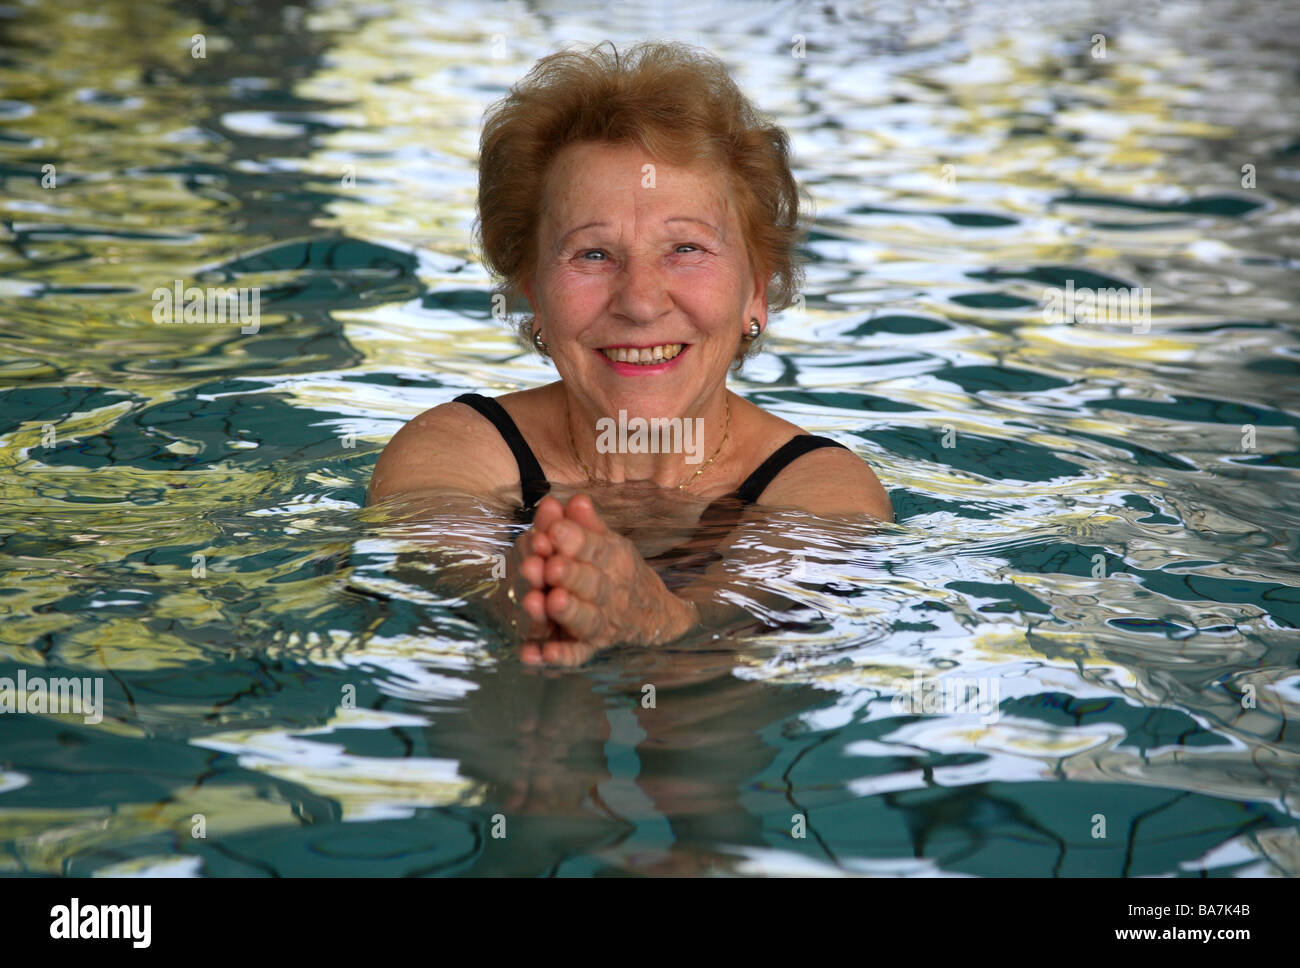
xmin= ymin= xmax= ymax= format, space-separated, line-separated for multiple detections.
xmin=366 ymin=398 xmax=518 ymax=504
xmin=755 ymin=438 xmax=893 ymax=521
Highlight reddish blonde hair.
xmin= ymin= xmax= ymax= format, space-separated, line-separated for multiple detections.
xmin=474 ymin=40 xmax=809 ymax=362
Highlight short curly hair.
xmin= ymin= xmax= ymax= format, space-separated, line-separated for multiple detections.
xmin=474 ymin=40 xmax=810 ymax=365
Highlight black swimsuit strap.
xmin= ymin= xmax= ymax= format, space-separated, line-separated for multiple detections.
xmin=731 ymin=434 xmax=849 ymax=505
xmin=452 ymin=393 xmax=551 ymax=511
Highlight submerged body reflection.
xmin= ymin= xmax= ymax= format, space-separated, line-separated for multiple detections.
xmin=427 ymin=653 xmax=836 ymax=876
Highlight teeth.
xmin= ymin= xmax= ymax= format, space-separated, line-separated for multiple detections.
xmin=602 ymin=343 xmax=683 ymax=364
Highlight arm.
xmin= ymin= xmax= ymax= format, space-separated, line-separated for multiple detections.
xmin=367 ymin=400 xmax=518 ymax=505
xmin=365 ymin=404 xmax=553 ymax=646
xmin=365 ymin=488 xmax=555 ymax=648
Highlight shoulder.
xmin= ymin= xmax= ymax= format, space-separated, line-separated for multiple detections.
xmin=755 ymin=437 xmax=893 ymax=520
xmin=366 ymin=397 xmax=519 ymax=504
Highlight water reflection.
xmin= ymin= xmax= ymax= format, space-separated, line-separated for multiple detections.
xmin=429 ymin=660 xmax=833 ymax=876
xmin=1 ymin=0 xmax=1298 ymax=875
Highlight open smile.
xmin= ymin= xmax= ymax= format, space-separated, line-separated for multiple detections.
xmin=595 ymin=342 xmax=690 ymax=372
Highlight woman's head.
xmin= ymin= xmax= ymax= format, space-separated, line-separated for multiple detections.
xmin=474 ymin=41 xmax=809 ymax=393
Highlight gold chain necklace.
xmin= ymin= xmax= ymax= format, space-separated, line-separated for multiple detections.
xmin=565 ymin=396 xmax=731 ymax=491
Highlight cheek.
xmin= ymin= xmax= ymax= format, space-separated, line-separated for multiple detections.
xmin=690 ymin=253 xmax=747 ymax=294
xmin=545 ymin=267 xmax=607 ymax=305
xmin=685 ymin=271 xmax=747 ymax=319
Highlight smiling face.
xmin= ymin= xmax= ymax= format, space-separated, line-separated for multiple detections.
xmin=524 ymin=140 xmax=766 ymax=419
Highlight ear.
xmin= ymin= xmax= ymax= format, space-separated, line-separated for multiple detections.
xmin=522 ymin=276 xmax=540 ymax=325
xmin=746 ymin=260 xmax=768 ymax=332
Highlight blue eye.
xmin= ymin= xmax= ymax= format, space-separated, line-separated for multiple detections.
xmin=581 ymin=250 xmax=606 ymax=260
xmin=676 ymin=244 xmax=698 ymax=254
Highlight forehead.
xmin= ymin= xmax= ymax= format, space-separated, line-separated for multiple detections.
xmin=540 ymin=141 xmax=732 ymax=223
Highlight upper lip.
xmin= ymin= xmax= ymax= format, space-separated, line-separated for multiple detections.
xmin=597 ymin=342 xmax=689 ymax=349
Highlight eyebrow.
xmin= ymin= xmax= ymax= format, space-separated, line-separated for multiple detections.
xmin=556 ymin=215 xmax=721 ymax=249
xmin=557 ymin=221 xmax=608 ymax=249
xmin=664 ymin=216 xmax=720 ymax=237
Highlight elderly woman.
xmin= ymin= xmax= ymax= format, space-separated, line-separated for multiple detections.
xmin=369 ymin=41 xmax=891 ymax=667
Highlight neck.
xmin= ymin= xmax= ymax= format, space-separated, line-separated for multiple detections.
xmin=564 ymin=389 xmax=732 ymax=490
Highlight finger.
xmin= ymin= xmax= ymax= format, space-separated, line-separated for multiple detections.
xmin=509 ymin=532 xmax=546 ymax=587
xmin=532 ymin=495 xmax=565 ymax=535
xmin=541 ymin=638 xmax=599 ymax=667
xmin=545 ymin=517 xmax=605 ymax=564
xmin=522 ymin=587 xmax=550 ymax=627
xmin=519 ymin=497 xmax=563 ymax=561
xmin=563 ymin=493 xmax=607 ymax=534
xmin=543 ymin=553 xmax=603 ymax=602
xmin=544 ymin=585 xmax=602 ymax=642
xmin=530 ymin=529 xmax=555 ymax=558
xmin=519 ymin=549 xmax=547 ymax=588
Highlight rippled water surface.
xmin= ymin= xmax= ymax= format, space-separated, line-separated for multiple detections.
xmin=2 ymin=0 xmax=1299 ymax=876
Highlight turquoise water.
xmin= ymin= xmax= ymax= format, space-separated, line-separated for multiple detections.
xmin=2 ymin=0 xmax=1299 ymax=876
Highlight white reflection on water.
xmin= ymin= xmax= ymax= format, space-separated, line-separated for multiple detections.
xmin=0 ymin=0 xmax=1298 ymax=875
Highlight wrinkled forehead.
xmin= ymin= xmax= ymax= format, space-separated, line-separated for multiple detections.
xmin=539 ymin=142 xmax=735 ymax=233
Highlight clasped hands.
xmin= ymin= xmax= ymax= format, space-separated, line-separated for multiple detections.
xmin=496 ymin=493 xmax=699 ymax=667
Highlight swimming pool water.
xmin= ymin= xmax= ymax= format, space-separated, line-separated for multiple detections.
xmin=1 ymin=0 xmax=1298 ymax=876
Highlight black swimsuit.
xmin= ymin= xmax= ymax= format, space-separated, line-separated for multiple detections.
xmin=452 ymin=391 xmax=849 ymax=521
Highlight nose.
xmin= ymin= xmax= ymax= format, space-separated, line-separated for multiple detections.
xmin=610 ymin=252 xmax=673 ymax=327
